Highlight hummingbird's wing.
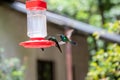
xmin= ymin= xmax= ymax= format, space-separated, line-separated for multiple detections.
xmin=66 ymin=29 xmax=77 ymax=45
xmin=48 ymin=37 xmax=62 ymax=53
xmin=66 ymin=29 xmax=74 ymax=39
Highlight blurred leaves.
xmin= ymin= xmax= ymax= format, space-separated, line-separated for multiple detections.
xmin=47 ymin=0 xmax=101 ymax=27
xmin=86 ymin=44 xmax=120 ymax=80
xmin=104 ymin=21 xmax=120 ymax=34
xmin=47 ymin=0 xmax=120 ymax=27
xmin=0 ymin=48 xmax=25 ymax=80
xmin=92 ymin=31 xmax=100 ymax=40
xmin=86 ymin=21 xmax=120 ymax=80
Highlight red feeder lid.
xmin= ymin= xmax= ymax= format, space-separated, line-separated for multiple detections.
xmin=19 ymin=38 xmax=55 ymax=48
xmin=26 ymin=0 xmax=47 ymax=10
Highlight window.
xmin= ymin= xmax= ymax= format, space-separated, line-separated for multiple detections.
xmin=37 ymin=60 xmax=54 ymax=80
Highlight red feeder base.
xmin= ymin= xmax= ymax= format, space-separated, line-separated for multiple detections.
xmin=19 ymin=38 xmax=55 ymax=48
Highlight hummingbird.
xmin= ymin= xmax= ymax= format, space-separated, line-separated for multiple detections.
xmin=59 ymin=29 xmax=77 ymax=45
xmin=48 ymin=36 xmax=62 ymax=53
xmin=59 ymin=34 xmax=76 ymax=45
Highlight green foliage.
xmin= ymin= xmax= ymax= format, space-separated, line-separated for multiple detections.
xmin=0 ymin=48 xmax=25 ymax=80
xmin=86 ymin=21 xmax=120 ymax=80
xmin=47 ymin=0 xmax=101 ymax=27
xmin=86 ymin=44 xmax=120 ymax=80
xmin=104 ymin=21 xmax=120 ymax=34
xmin=47 ymin=0 xmax=120 ymax=27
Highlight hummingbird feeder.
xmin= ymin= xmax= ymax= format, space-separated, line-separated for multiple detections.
xmin=19 ymin=0 xmax=55 ymax=48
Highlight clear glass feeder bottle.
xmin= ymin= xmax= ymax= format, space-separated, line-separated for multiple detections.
xmin=27 ymin=9 xmax=47 ymax=38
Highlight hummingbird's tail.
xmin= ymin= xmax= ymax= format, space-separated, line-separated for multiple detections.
xmin=70 ymin=41 xmax=77 ymax=45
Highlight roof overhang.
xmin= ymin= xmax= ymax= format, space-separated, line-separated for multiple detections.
xmin=7 ymin=1 xmax=120 ymax=44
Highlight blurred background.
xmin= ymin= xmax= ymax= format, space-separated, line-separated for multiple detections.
xmin=0 ymin=0 xmax=120 ymax=80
